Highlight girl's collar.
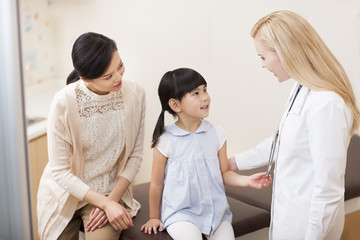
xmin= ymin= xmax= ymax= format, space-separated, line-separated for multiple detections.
xmin=166 ymin=119 xmax=211 ymax=136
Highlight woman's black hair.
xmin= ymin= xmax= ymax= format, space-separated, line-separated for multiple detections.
xmin=151 ymin=68 xmax=207 ymax=148
xmin=66 ymin=32 xmax=117 ymax=85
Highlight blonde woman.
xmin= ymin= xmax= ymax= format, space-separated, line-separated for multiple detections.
xmin=229 ymin=10 xmax=360 ymax=240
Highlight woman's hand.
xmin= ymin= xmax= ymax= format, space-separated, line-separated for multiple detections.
xmin=140 ymin=218 xmax=163 ymax=234
xmin=247 ymin=172 xmax=272 ymax=189
xmin=103 ymin=200 xmax=134 ymax=231
xmin=86 ymin=207 xmax=108 ymax=232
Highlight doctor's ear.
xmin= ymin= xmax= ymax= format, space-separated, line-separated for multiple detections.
xmin=168 ymin=98 xmax=181 ymax=113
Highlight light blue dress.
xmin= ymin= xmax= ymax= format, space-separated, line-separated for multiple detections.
xmin=156 ymin=119 xmax=232 ymax=235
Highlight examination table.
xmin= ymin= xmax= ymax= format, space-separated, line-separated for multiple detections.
xmin=120 ymin=135 xmax=360 ymax=240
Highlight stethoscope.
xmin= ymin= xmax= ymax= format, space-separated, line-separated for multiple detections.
xmin=265 ymin=82 xmax=310 ymax=177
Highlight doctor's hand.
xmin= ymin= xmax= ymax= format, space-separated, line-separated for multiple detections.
xmin=141 ymin=218 xmax=163 ymax=234
xmin=247 ymin=172 xmax=272 ymax=189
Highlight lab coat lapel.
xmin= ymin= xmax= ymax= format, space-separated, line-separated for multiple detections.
xmin=292 ymin=87 xmax=310 ymax=115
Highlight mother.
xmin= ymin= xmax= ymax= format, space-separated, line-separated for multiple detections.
xmin=229 ymin=10 xmax=359 ymax=239
xmin=37 ymin=32 xmax=146 ymax=240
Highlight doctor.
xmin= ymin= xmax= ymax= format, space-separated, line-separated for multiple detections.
xmin=229 ymin=10 xmax=360 ymax=239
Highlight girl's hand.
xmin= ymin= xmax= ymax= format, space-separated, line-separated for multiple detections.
xmin=86 ymin=207 xmax=108 ymax=232
xmin=247 ymin=172 xmax=272 ymax=189
xmin=140 ymin=219 xmax=163 ymax=234
xmin=103 ymin=200 xmax=134 ymax=231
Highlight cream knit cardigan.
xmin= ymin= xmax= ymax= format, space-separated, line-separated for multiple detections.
xmin=37 ymin=80 xmax=146 ymax=240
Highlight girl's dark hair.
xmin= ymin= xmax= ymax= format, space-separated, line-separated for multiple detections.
xmin=66 ymin=32 xmax=117 ymax=85
xmin=152 ymin=68 xmax=207 ymax=148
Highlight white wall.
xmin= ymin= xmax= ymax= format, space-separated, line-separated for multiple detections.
xmin=20 ymin=0 xmax=56 ymax=86
xmin=42 ymin=0 xmax=360 ymax=184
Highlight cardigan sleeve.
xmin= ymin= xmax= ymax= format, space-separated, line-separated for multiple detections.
xmin=47 ymin=90 xmax=90 ymax=200
xmin=119 ymin=83 xmax=146 ymax=182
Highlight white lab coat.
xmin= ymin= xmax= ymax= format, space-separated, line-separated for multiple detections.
xmin=235 ymin=80 xmax=353 ymax=240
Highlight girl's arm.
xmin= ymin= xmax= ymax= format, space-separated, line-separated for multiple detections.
xmin=219 ymin=141 xmax=271 ymax=188
xmin=141 ymin=148 xmax=167 ymax=234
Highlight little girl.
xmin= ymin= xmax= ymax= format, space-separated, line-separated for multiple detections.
xmin=141 ymin=68 xmax=271 ymax=240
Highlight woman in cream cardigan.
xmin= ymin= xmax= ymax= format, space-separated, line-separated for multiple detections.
xmin=37 ymin=32 xmax=146 ymax=240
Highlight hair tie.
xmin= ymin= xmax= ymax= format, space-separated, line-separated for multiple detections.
xmin=160 ymin=109 xmax=166 ymax=116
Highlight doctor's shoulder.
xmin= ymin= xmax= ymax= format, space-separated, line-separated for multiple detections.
xmin=306 ymin=90 xmax=347 ymax=111
xmin=305 ymin=89 xmax=351 ymax=125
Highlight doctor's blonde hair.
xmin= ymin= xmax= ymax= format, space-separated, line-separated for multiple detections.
xmin=251 ymin=10 xmax=360 ymax=135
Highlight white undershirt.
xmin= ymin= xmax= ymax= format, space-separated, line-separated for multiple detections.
xmin=76 ymin=80 xmax=125 ymax=209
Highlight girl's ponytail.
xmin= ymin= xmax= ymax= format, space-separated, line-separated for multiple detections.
xmin=152 ymin=109 xmax=165 ymax=148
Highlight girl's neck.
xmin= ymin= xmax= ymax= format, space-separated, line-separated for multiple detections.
xmin=175 ymin=118 xmax=201 ymax=133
